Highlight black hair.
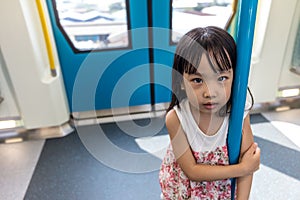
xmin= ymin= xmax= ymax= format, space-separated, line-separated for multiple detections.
xmin=167 ymin=26 xmax=253 ymax=114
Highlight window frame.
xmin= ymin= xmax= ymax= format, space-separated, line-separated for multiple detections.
xmin=51 ymin=0 xmax=133 ymax=53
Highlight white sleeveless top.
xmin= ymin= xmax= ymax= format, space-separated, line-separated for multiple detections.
xmin=174 ymin=98 xmax=230 ymax=153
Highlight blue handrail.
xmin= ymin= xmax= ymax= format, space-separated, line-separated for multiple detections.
xmin=227 ymin=0 xmax=258 ymax=199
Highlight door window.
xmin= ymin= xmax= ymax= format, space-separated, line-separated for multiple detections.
xmin=171 ymin=0 xmax=234 ymax=43
xmin=52 ymin=0 xmax=130 ymax=52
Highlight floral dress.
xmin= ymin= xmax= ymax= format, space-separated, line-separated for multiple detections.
xmin=159 ymin=99 xmax=248 ymax=200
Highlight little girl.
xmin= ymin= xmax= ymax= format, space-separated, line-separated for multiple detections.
xmin=159 ymin=26 xmax=260 ymax=199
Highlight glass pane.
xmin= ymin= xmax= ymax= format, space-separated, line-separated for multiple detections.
xmin=171 ymin=0 xmax=233 ymax=43
xmin=54 ymin=0 xmax=129 ymax=51
xmin=292 ymin=22 xmax=300 ymax=68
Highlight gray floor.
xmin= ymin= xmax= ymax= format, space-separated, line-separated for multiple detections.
xmin=0 ymin=140 xmax=44 ymax=200
xmin=0 ymin=109 xmax=299 ymax=200
xmin=250 ymin=109 xmax=300 ymax=200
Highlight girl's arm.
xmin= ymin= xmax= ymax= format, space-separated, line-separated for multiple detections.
xmin=166 ymin=109 xmax=260 ymax=182
xmin=236 ymin=114 xmax=258 ymax=200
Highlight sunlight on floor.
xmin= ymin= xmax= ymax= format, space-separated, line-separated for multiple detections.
xmin=270 ymin=121 xmax=300 ymax=149
xmin=135 ymin=135 xmax=169 ymax=160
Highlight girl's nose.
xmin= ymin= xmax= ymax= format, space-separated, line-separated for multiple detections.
xmin=203 ymin=91 xmax=216 ymax=99
xmin=203 ymin=84 xmax=217 ymax=99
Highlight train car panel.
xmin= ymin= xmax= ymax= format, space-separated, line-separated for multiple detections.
xmin=0 ymin=0 xmax=69 ymax=129
xmin=249 ymin=0 xmax=300 ymax=103
xmin=278 ymin=0 xmax=300 ymax=89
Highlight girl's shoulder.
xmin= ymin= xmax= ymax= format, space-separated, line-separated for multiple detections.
xmin=165 ymin=99 xmax=188 ymax=127
xmin=165 ymin=109 xmax=182 ymax=139
xmin=165 ymin=109 xmax=179 ymax=129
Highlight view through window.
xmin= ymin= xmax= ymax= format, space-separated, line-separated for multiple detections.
xmin=54 ymin=0 xmax=129 ymax=51
xmin=171 ymin=0 xmax=233 ymax=43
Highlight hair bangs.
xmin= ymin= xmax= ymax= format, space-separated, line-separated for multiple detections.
xmin=184 ymin=43 xmax=206 ymax=74
xmin=206 ymin=42 xmax=233 ymax=73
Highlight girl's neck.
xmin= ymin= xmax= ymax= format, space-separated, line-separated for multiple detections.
xmin=191 ymin=108 xmax=225 ymax=136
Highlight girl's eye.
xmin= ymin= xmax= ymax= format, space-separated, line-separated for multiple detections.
xmin=191 ymin=78 xmax=203 ymax=84
xmin=218 ymin=76 xmax=228 ymax=82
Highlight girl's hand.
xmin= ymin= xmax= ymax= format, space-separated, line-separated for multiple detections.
xmin=239 ymin=142 xmax=260 ymax=175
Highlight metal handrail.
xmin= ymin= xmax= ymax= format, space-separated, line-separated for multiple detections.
xmin=36 ymin=0 xmax=57 ymax=76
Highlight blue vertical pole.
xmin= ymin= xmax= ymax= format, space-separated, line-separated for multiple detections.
xmin=227 ymin=0 xmax=258 ymax=199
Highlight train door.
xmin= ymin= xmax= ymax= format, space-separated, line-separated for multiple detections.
xmin=152 ymin=0 xmax=236 ymax=108
xmin=46 ymin=0 xmax=152 ymax=117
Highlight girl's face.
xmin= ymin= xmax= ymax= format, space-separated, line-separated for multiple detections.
xmin=182 ymin=54 xmax=233 ymax=116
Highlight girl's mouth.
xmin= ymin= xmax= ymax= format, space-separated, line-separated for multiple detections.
xmin=203 ymin=103 xmax=217 ymax=110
